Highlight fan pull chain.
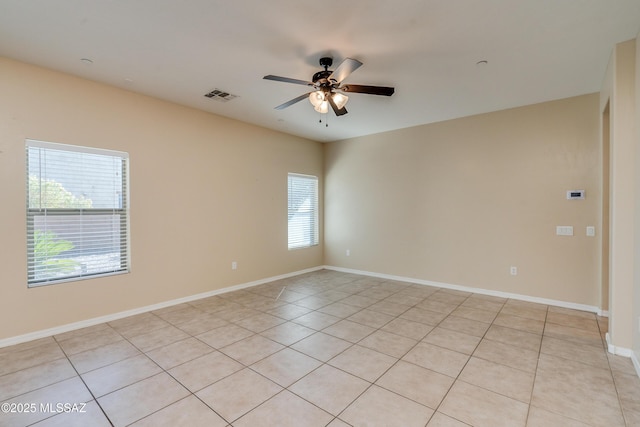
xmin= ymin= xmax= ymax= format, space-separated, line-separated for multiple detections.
xmin=318 ymin=112 xmax=329 ymax=128
xmin=319 ymin=112 xmax=329 ymax=128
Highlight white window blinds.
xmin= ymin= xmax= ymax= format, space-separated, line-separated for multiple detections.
xmin=288 ymin=173 xmax=319 ymax=250
xmin=26 ymin=140 xmax=130 ymax=286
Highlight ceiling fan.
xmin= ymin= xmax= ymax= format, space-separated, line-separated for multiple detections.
xmin=263 ymin=57 xmax=394 ymax=116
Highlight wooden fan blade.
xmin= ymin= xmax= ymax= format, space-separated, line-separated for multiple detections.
xmin=263 ymin=75 xmax=314 ymax=86
xmin=328 ymin=58 xmax=363 ymax=84
xmin=341 ymin=84 xmax=395 ymax=96
xmin=327 ymin=95 xmax=348 ymax=116
xmin=274 ymin=93 xmax=312 ymax=110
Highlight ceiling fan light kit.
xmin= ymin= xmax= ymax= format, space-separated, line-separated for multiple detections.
xmin=309 ymin=90 xmax=325 ymax=107
xmin=331 ymin=92 xmax=349 ymax=109
xmin=313 ymin=97 xmax=329 ymax=114
xmin=309 ymin=90 xmax=349 ymax=114
xmin=264 ymin=56 xmax=394 ymax=117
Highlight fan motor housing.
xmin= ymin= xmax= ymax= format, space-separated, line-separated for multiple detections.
xmin=312 ymin=70 xmax=332 ymax=85
xmin=313 ymin=57 xmax=335 ymax=87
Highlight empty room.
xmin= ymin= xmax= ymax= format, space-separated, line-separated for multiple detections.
xmin=2 ymin=1 xmax=640 ymax=426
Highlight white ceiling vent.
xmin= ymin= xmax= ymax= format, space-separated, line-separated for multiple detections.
xmin=204 ymin=89 xmax=238 ymax=102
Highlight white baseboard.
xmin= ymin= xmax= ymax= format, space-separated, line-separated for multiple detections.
xmin=0 ymin=266 xmax=323 ymax=349
xmin=632 ymin=350 xmax=640 ymax=378
xmin=605 ymin=332 xmax=635 ymax=357
xmin=0 ymin=263 xmax=625 ymax=360
xmin=330 ymin=265 xmax=640 ymax=373
xmin=606 ymin=332 xmax=615 ymax=354
xmin=324 ymin=265 xmax=601 ymax=314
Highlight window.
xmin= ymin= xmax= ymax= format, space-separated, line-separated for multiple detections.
xmin=26 ymin=140 xmax=129 ymax=286
xmin=288 ymin=173 xmax=319 ymax=250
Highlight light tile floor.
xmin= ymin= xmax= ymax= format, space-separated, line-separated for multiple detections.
xmin=1 ymin=270 xmax=639 ymax=426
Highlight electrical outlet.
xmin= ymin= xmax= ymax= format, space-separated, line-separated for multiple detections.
xmin=346 ymin=249 xmax=350 ymax=256
xmin=510 ymin=266 xmax=518 ymax=276
xmin=231 ymin=261 xmax=237 ymax=270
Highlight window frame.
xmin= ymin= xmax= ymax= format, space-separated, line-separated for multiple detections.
xmin=26 ymin=139 xmax=130 ymax=287
xmin=287 ymin=172 xmax=319 ymax=250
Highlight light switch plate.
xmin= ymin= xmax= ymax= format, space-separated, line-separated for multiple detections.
xmin=556 ymin=226 xmax=574 ymax=236
xmin=586 ymin=226 xmax=596 ymax=237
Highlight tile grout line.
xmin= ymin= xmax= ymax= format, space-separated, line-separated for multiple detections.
xmin=237 ymin=279 xmax=427 ymax=426
xmin=420 ymin=292 xmax=504 ymax=425
xmin=77 ymin=316 xmax=208 ymax=426
xmin=599 ymin=313 xmax=631 ymax=426
xmin=522 ymin=303 xmax=548 ymax=427
xmin=212 ymin=276 xmax=372 ymax=425
xmin=287 ymin=284 xmax=420 ymax=425
xmin=52 ymin=334 xmax=115 ymax=427
xmin=59 ymin=281 xmax=460 ymax=425
xmin=108 ymin=311 xmax=234 ymax=426
xmin=4 ymin=271 xmax=630 ymax=427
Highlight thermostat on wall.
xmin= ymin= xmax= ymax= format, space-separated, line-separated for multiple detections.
xmin=566 ymin=190 xmax=585 ymax=200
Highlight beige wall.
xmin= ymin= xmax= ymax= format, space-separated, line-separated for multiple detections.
xmin=601 ymin=39 xmax=637 ymax=351
xmin=0 ymin=50 xmax=632 ymax=350
xmin=0 ymin=57 xmax=323 ymax=340
xmin=325 ymin=94 xmax=601 ymax=306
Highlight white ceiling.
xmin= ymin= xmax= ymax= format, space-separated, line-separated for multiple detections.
xmin=1 ymin=1 xmax=639 ymax=142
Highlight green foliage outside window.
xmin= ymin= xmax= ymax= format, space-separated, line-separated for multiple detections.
xmin=28 ymin=175 xmax=93 ymax=209
xmin=29 ymin=176 xmax=91 ymax=276
xmin=33 ymin=230 xmax=78 ymax=274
